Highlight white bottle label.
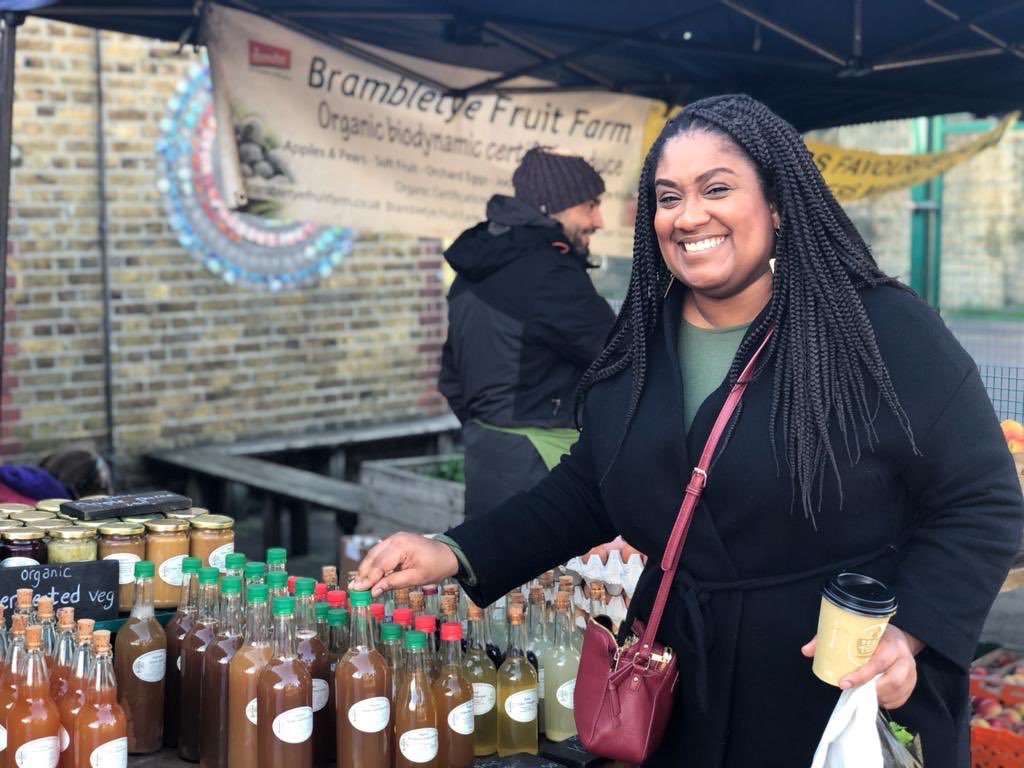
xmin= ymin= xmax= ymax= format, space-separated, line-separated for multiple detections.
xmin=556 ymin=679 xmax=576 ymax=710
xmin=471 ymin=682 xmax=496 ymax=716
xmin=503 ymin=688 xmax=537 ymax=723
xmin=245 ymin=697 xmax=258 ymax=725
xmin=347 ymin=696 xmax=390 ymax=733
xmin=0 ymin=724 xmax=8 ymax=751
xmin=311 ymin=679 xmax=329 ymax=712
xmin=271 ymin=706 xmax=313 ymax=744
xmin=132 ymin=649 xmax=167 ymax=683
xmin=209 ymin=542 xmax=234 ymax=572
xmin=398 ymin=727 xmax=438 ymax=764
xmin=537 ymin=667 xmax=545 ymax=699
xmin=89 ymin=737 xmax=127 ymax=768
xmin=103 ymin=553 xmax=141 ymax=586
xmin=58 ymin=727 xmax=69 ymax=753
xmin=176 ymin=655 xmax=182 ymax=672
xmin=2 ymin=557 xmax=39 ymax=568
xmin=14 ymin=735 xmax=59 ymax=767
xmin=447 ymin=700 xmax=475 ymax=736
xmin=158 ymin=554 xmax=186 ymax=587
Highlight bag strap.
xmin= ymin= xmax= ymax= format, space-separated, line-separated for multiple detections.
xmin=637 ymin=325 xmax=775 ymax=658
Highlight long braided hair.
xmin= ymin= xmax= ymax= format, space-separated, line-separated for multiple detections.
xmin=577 ymin=94 xmax=917 ymax=522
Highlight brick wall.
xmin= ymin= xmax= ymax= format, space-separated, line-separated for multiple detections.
xmin=2 ymin=19 xmax=447 ymax=478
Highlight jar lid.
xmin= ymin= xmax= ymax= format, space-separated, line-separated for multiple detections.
xmin=190 ymin=514 xmax=234 ymax=530
xmin=55 ymin=513 xmax=77 ymax=521
xmin=74 ymin=520 xmax=106 ymax=529
xmin=822 ymin=572 xmax=897 ymax=618
xmin=35 ymin=499 xmax=71 ymax=514
xmin=49 ymin=527 xmax=97 ymax=540
xmin=3 ymin=529 xmax=45 ymax=541
xmin=11 ymin=511 xmax=56 ymax=523
xmin=164 ymin=510 xmax=200 ymax=520
xmin=121 ymin=514 xmax=165 ymax=524
xmin=98 ymin=521 xmax=145 ymax=536
xmin=144 ymin=519 xmax=190 ymax=533
xmin=0 ymin=503 xmax=33 ymax=514
xmin=43 ymin=522 xmax=77 ymax=533
xmin=0 ymin=522 xmax=24 ymax=532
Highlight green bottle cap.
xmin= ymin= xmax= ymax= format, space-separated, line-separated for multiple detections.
xmin=198 ymin=566 xmax=220 ymax=585
xmin=134 ymin=560 xmax=154 ymax=578
xmin=244 ymin=562 xmax=266 ymax=579
xmin=267 ymin=571 xmax=288 ymax=589
xmin=266 ymin=547 xmax=287 ymax=565
xmin=349 ymin=589 xmax=371 ymax=607
xmin=314 ymin=602 xmax=329 ymax=620
xmin=182 ymin=557 xmax=202 ymax=574
xmin=221 ymin=576 xmax=242 ymax=595
xmin=247 ymin=584 xmax=269 ymax=604
xmin=294 ymin=578 xmax=315 ymax=597
xmin=381 ymin=622 xmax=402 ymax=641
xmin=272 ymin=596 xmax=295 ymax=616
xmin=224 ymin=553 xmax=246 ymax=570
xmin=403 ymin=630 xmax=426 ymax=650
xmin=328 ymin=608 xmax=348 ymax=627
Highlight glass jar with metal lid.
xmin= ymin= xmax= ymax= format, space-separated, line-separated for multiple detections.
xmin=47 ymin=527 xmax=98 ymax=564
xmin=145 ymin=519 xmax=190 ymax=609
xmin=0 ymin=522 xmax=24 ymax=533
xmin=0 ymin=503 xmax=33 ymax=517
xmin=1 ymin=529 xmax=47 ymax=566
xmin=10 ymin=511 xmax=56 ymax=526
xmin=35 ymin=498 xmax=71 ymax=515
xmin=98 ymin=522 xmax=146 ymax=612
xmin=42 ymin=521 xmax=76 ymax=535
xmin=120 ymin=513 xmax=165 ymax=525
xmin=165 ymin=509 xmax=202 ymax=522
xmin=189 ymin=514 xmax=235 ymax=573
xmin=74 ymin=519 xmax=106 ymax=530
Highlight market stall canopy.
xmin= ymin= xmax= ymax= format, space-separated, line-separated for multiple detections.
xmin=23 ymin=0 xmax=1024 ymax=130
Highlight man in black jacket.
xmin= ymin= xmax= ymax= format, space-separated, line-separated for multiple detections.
xmin=439 ymin=147 xmax=616 ymax=517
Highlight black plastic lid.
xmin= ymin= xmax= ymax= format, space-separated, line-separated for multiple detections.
xmin=822 ymin=572 xmax=897 ymax=618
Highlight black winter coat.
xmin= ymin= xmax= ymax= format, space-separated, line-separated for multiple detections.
xmin=448 ymin=282 xmax=1024 ymax=767
xmin=439 ymin=196 xmax=615 ymax=429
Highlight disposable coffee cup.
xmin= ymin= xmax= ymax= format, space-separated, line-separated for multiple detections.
xmin=812 ymin=572 xmax=897 ymax=686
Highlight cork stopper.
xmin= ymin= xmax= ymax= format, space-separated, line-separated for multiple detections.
xmin=92 ymin=630 xmax=111 ymax=654
xmin=508 ymin=591 xmax=525 ymax=605
xmin=16 ymin=588 xmax=32 ymax=611
xmin=442 ymin=584 xmax=459 ymax=596
xmin=321 ymin=566 xmax=337 ymax=585
xmin=25 ymin=625 xmax=42 ymax=650
xmin=540 ymin=570 xmax=555 ymax=587
xmin=57 ymin=607 xmax=75 ymax=630
xmin=529 ymin=586 xmax=544 ymax=604
xmin=440 ymin=595 xmax=457 ymax=616
xmin=394 ymin=587 xmax=410 ymax=604
xmin=555 ymin=592 xmax=571 ymax=611
xmin=76 ymin=619 xmax=95 ymax=641
xmin=408 ymin=591 xmax=424 ymax=612
xmin=10 ymin=614 xmax=27 ymax=635
xmin=508 ymin=604 xmax=525 ymax=625
xmin=467 ymin=601 xmax=483 ymax=621
xmin=590 ymin=581 xmax=606 ymax=600
xmin=558 ymin=575 xmax=574 ymax=589
xmin=36 ymin=597 xmax=54 ymax=620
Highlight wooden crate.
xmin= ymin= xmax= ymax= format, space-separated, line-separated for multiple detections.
xmin=357 ymin=454 xmax=464 ymax=535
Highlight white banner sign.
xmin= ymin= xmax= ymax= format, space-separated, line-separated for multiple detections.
xmin=204 ymin=4 xmax=661 ymax=256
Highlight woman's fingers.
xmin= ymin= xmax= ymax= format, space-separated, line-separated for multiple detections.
xmin=800 ymin=637 xmax=816 ymax=658
xmin=349 ymin=532 xmax=459 ymax=598
xmin=837 ymin=625 xmax=918 ymax=707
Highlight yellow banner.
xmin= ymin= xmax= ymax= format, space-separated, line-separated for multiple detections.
xmin=807 ymin=112 xmax=1018 ymax=202
xmin=642 ymin=106 xmax=1016 ymax=203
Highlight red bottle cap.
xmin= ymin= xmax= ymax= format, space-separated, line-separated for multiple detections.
xmin=287 ymin=575 xmax=297 ymax=595
xmin=327 ymin=589 xmax=346 ymax=608
xmin=393 ymin=607 xmax=413 ymax=627
xmin=315 ymin=582 xmax=327 ymax=601
xmin=422 ymin=585 xmax=438 ymax=596
xmin=440 ymin=622 xmax=462 ymax=642
xmin=368 ymin=603 xmax=385 ymax=621
xmin=415 ymin=615 xmax=436 ymax=633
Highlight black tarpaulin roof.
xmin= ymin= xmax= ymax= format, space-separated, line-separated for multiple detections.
xmin=19 ymin=0 xmax=1024 ymax=130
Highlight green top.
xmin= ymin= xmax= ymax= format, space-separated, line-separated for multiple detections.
xmin=198 ymin=566 xmax=220 ymax=585
xmin=272 ymin=596 xmax=295 ymax=616
xmin=247 ymin=584 xmax=269 ymax=603
xmin=266 ymin=547 xmax=287 ymax=565
xmin=314 ymin=602 xmax=329 ymax=620
xmin=182 ymin=557 xmax=202 ymax=574
xmin=474 ymin=420 xmax=578 ymax=471
xmin=134 ymin=560 xmax=154 ymax=578
xmin=381 ymin=622 xmax=402 ymax=641
xmin=244 ymin=562 xmax=266 ymax=579
xmin=267 ymin=571 xmax=287 ymax=589
xmin=678 ymin=318 xmax=750 ymax=431
xmin=221 ymin=576 xmax=242 ymax=594
xmin=349 ymin=589 xmax=371 ymax=607
xmin=294 ymin=578 xmax=315 ymax=597
xmin=403 ymin=630 xmax=426 ymax=650
xmin=224 ymin=553 xmax=246 ymax=570
xmin=328 ymin=608 xmax=348 ymax=627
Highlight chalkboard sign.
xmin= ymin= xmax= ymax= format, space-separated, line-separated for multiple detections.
xmin=473 ymin=754 xmax=562 ymax=768
xmin=0 ymin=561 xmax=119 ymax=621
xmin=61 ymin=490 xmax=191 ymax=521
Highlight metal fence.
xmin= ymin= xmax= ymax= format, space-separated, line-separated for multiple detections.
xmin=979 ymin=366 xmax=1024 ymax=423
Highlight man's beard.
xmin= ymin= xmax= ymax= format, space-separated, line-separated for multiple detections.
xmin=566 ymin=226 xmax=593 ymax=256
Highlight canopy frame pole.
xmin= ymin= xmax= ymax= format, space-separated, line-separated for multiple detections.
xmin=479 ymin=22 xmax=615 ymax=89
xmin=0 ymin=13 xmax=22 ymax=450
xmin=719 ymin=0 xmax=847 ymax=65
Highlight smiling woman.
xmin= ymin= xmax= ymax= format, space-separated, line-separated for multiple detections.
xmin=351 ymin=95 xmax=1024 ymax=768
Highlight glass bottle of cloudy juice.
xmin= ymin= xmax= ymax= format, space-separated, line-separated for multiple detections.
xmin=162 ymin=556 xmax=200 ymax=748
xmin=462 ymin=602 xmax=496 ymax=757
xmin=178 ymin=566 xmax=220 ymax=761
xmin=72 ymin=630 xmax=127 ymax=768
xmin=257 ymin=596 xmax=313 ymax=768
xmin=200 ymin=575 xmax=244 ymax=768
xmin=496 ymin=604 xmax=537 ymax=756
xmin=228 ymin=584 xmax=271 ymax=768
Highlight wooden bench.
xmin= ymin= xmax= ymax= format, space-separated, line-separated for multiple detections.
xmin=146 ymin=415 xmax=460 ymax=554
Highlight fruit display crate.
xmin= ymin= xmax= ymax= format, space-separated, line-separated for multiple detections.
xmin=972 ymin=648 xmax=1024 ymax=767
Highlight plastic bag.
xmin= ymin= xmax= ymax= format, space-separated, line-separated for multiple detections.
xmin=810 ymin=679 xmax=924 ymax=768
xmin=810 ymin=678 xmax=883 ymax=768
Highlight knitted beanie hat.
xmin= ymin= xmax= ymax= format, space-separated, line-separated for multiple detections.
xmin=512 ymin=147 xmax=605 ymax=215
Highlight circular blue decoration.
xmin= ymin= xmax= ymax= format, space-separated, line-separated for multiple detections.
xmin=156 ymin=60 xmax=355 ymax=291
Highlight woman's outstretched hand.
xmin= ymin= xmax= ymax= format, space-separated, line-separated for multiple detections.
xmin=348 ymin=532 xmax=459 ymax=598
xmin=801 ymin=624 xmax=923 ymax=709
